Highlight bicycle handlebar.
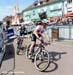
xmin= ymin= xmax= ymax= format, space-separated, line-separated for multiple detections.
xmin=42 ymin=41 xmax=51 ymax=46
xmin=37 ymin=38 xmax=51 ymax=46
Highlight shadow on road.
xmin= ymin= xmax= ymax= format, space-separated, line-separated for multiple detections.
xmin=1 ymin=39 xmax=15 ymax=62
xmin=0 ymin=39 xmax=15 ymax=75
xmin=3 ymin=39 xmax=15 ymax=61
xmin=43 ymin=51 xmax=67 ymax=72
xmin=49 ymin=51 xmax=67 ymax=61
xmin=3 ymin=44 xmax=15 ymax=61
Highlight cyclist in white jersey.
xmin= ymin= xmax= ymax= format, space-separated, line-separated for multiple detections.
xmin=29 ymin=21 xmax=50 ymax=58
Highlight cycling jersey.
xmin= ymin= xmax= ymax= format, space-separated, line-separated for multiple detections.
xmin=31 ymin=25 xmax=47 ymax=42
xmin=33 ymin=25 xmax=47 ymax=34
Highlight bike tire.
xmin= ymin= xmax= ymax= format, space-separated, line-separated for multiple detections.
xmin=16 ymin=48 xmax=20 ymax=55
xmin=34 ymin=48 xmax=50 ymax=72
xmin=16 ymin=43 xmax=21 ymax=55
xmin=26 ymin=44 xmax=31 ymax=58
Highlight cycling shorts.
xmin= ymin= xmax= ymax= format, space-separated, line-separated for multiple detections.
xmin=31 ymin=33 xmax=41 ymax=42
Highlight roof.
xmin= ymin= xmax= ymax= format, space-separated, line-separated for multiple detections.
xmin=22 ymin=0 xmax=62 ymax=13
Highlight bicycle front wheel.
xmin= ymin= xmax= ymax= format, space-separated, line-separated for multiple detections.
xmin=16 ymin=48 xmax=20 ymax=55
xmin=34 ymin=48 xmax=50 ymax=71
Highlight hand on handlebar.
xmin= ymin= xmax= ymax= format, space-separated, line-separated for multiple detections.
xmin=38 ymin=37 xmax=44 ymax=43
xmin=38 ymin=37 xmax=51 ymax=45
xmin=48 ymin=41 xmax=51 ymax=45
xmin=43 ymin=41 xmax=51 ymax=45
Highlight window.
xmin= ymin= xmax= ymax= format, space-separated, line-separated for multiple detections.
xmin=32 ymin=11 xmax=35 ymax=15
xmin=40 ymin=1 xmax=43 ymax=4
xmin=38 ymin=12 xmax=47 ymax=19
xmin=67 ymin=0 xmax=72 ymax=3
xmin=50 ymin=8 xmax=62 ymax=12
xmin=67 ymin=10 xmax=72 ymax=12
xmin=34 ymin=2 xmax=38 ymax=6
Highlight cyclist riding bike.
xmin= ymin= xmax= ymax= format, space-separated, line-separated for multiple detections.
xmin=29 ymin=21 xmax=50 ymax=58
xmin=20 ymin=25 xmax=27 ymax=37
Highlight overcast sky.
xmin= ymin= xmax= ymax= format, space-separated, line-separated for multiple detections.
xmin=0 ymin=0 xmax=36 ymax=21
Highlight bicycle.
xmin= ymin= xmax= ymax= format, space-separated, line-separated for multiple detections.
xmin=15 ymin=34 xmax=50 ymax=71
xmin=16 ymin=35 xmax=26 ymax=55
xmin=25 ymin=41 xmax=50 ymax=71
xmin=15 ymin=31 xmax=29 ymax=55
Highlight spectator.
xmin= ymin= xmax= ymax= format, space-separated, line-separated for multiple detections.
xmin=3 ymin=26 xmax=7 ymax=40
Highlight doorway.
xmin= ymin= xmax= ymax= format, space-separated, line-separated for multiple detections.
xmin=52 ymin=28 xmax=59 ymax=40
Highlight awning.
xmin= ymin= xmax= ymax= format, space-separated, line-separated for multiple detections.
xmin=64 ymin=13 xmax=73 ymax=17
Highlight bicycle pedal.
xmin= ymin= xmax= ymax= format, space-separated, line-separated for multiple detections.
xmin=41 ymin=59 xmax=43 ymax=61
xmin=28 ymin=55 xmax=32 ymax=59
xmin=31 ymin=59 xmax=34 ymax=63
xmin=31 ymin=56 xmax=34 ymax=59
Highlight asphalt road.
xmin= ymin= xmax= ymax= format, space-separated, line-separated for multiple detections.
xmin=0 ymin=36 xmax=73 ymax=75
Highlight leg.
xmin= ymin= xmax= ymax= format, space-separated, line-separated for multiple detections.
xmin=29 ymin=41 xmax=35 ymax=54
xmin=38 ymin=34 xmax=43 ymax=43
xmin=28 ymin=41 xmax=35 ymax=59
xmin=29 ymin=33 xmax=36 ymax=54
xmin=20 ymin=31 xmax=22 ymax=36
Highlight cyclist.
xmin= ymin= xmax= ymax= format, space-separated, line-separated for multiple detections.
xmin=20 ymin=25 xmax=26 ymax=37
xmin=28 ymin=21 xmax=50 ymax=58
xmin=16 ymin=25 xmax=26 ymax=54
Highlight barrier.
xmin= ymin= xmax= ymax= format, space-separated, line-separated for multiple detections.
xmin=6 ymin=28 xmax=14 ymax=39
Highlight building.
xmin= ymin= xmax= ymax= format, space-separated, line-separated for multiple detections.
xmin=22 ymin=0 xmax=73 ymax=40
xmin=22 ymin=0 xmax=73 ymax=22
xmin=3 ymin=13 xmax=23 ymax=26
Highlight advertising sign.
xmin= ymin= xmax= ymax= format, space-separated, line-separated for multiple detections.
xmin=6 ymin=28 xmax=14 ymax=39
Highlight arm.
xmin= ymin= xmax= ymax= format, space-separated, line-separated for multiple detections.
xmin=45 ymin=31 xmax=50 ymax=42
xmin=33 ymin=25 xmax=41 ymax=39
xmin=33 ymin=29 xmax=40 ymax=39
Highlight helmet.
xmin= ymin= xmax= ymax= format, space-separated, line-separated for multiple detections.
xmin=35 ymin=21 xmax=42 ymax=25
xmin=42 ymin=19 xmax=49 ymax=25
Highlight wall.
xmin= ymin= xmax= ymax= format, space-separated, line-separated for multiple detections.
xmin=23 ymin=1 xmax=63 ymax=22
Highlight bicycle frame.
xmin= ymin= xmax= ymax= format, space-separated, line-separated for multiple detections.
xmin=28 ymin=43 xmax=45 ymax=59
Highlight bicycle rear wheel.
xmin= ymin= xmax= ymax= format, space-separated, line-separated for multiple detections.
xmin=34 ymin=48 xmax=50 ymax=71
xmin=26 ymin=44 xmax=31 ymax=58
xmin=16 ymin=44 xmax=21 ymax=55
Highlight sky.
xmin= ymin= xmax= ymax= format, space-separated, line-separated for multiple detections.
xmin=0 ymin=0 xmax=36 ymax=21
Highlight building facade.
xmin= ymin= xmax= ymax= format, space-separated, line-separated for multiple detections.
xmin=22 ymin=0 xmax=73 ymax=40
xmin=22 ymin=0 xmax=73 ymax=22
